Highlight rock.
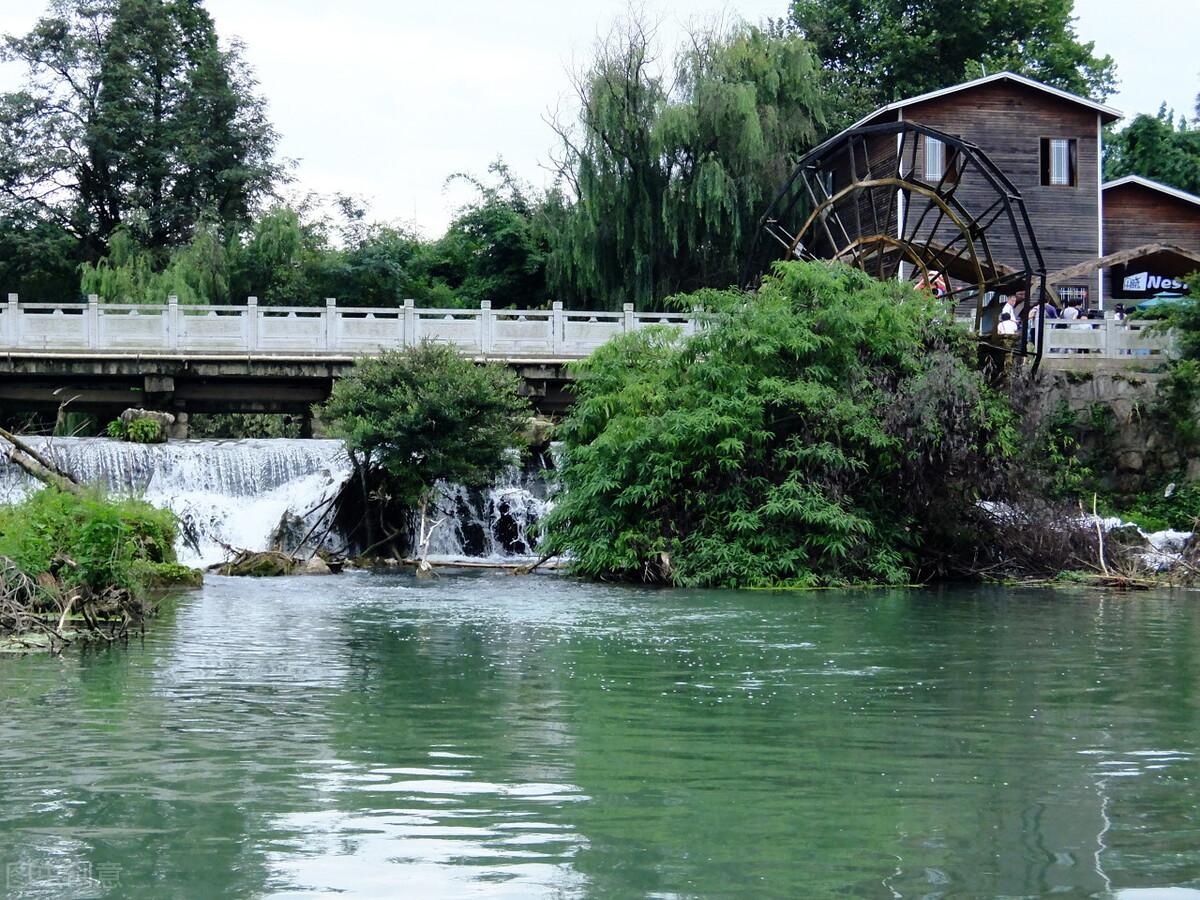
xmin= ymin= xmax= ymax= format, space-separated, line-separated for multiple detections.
xmin=522 ymin=416 xmax=556 ymax=447
xmin=118 ymin=408 xmax=174 ymax=443
xmin=212 ymin=550 xmax=297 ymax=577
xmin=299 ymin=556 xmax=332 ymax=576
xmin=1117 ymin=449 xmax=1145 ymax=473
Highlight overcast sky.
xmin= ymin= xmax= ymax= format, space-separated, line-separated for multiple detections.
xmin=1 ymin=0 xmax=1197 ymax=236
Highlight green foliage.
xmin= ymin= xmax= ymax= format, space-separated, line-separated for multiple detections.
xmin=1153 ymin=359 xmax=1200 ymax=451
xmin=104 ymin=416 xmax=161 ymax=442
xmin=0 ymin=216 xmax=80 ymax=300
xmin=188 ymin=413 xmax=302 ymax=439
xmin=440 ymin=162 xmax=551 ymax=307
xmin=547 ymin=20 xmax=827 ymax=309
xmin=1104 ymin=109 xmax=1200 ymax=195
xmin=1120 ymin=480 xmax=1200 ymax=532
xmin=541 ymin=261 xmax=1021 ymax=587
xmin=1035 ymin=401 xmax=1097 ymax=500
xmin=0 ymin=0 xmax=277 ymax=255
xmin=320 ymin=341 xmax=531 ymax=506
xmin=125 ymin=418 xmax=161 ymax=443
xmin=790 ymin=0 xmax=1117 ymax=129
xmin=0 ymin=487 xmax=179 ymax=596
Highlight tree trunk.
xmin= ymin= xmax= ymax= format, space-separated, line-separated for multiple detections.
xmin=0 ymin=428 xmax=83 ymax=495
xmin=415 ymin=494 xmax=446 ymax=579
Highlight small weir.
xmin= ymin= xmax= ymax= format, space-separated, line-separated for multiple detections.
xmin=0 ymin=438 xmax=552 ymax=567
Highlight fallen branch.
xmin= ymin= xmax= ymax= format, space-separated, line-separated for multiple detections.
xmin=0 ymin=427 xmax=83 ymax=494
xmin=513 ymin=551 xmax=559 ymax=575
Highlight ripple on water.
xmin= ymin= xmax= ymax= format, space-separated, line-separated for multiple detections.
xmin=1 ymin=577 xmax=1200 ymax=898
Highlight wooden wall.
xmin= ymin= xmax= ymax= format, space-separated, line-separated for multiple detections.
xmin=1103 ymin=184 xmax=1200 ymax=254
xmin=900 ymin=82 xmax=1103 ymax=303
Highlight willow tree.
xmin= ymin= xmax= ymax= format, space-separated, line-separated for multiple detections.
xmin=546 ymin=18 xmax=827 ymax=309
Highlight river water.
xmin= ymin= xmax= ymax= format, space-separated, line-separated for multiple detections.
xmin=1 ymin=575 xmax=1199 ymax=898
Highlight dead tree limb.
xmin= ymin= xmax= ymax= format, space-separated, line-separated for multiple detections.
xmin=0 ymin=427 xmax=81 ymax=486
xmin=0 ymin=432 xmax=83 ymax=495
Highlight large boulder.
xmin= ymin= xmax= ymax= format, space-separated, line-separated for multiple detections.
xmin=117 ymin=408 xmax=175 ymax=444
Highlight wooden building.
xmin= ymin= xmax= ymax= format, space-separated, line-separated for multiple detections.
xmin=812 ymin=72 xmax=1122 ymax=307
xmin=1101 ymin=175 xmax=1200 ymax=301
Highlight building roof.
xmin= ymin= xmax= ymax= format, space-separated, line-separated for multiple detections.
xmin=808 ymin=72 xmax=1122 ymax=159
xmin=1103 ymin=174 xmax=1200 ymax=209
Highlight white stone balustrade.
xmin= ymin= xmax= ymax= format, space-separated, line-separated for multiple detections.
xmin=953 ymin=314 xmax=1174 ymax=360
xmin=1 ymin=294 xmax=697 ymax=358
xmin=0 ymin=293 xmax=1173 ymax=362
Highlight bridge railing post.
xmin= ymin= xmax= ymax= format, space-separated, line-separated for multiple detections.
xmin=167 ymin=295 xmax=179 ymax=350
xmin=551 ymin=302 xmax=564 ymax=355
xmin=87 ymin=294 xmax=100 ymax=349
xmin=622 ymin=302 xmax=634 ymax=333
xmin=403 ymin=299 xmax=416 ymax=347
xmin=5 ymin=293 xmax=17 ymax=348
xmin=324 ymin=298 xmax=337 ymax=351
xmin=480 ymin=301 xmax=494 ymax=354
xmin=246 ymin=296 xmax=259 ymax=351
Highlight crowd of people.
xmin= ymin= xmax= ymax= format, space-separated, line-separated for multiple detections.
xmin=914 ymin=267 xmax=1140 ymax=354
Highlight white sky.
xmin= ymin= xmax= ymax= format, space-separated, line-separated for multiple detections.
xmin=1 ymin=0 xmax=1197 ymax=236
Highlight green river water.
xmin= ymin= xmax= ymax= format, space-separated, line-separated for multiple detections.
xmin=1 ymin=573 xmax=1199 ymax=898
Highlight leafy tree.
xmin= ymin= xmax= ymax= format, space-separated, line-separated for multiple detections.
xmin=440 ymin=161 xmax=550 ymax=308
xmin=1104 ymin=106 xmax=1200 ymax=196
xmin=547 ymin=18 xmax=827 ymax=309
xmin=0 ymin=0 xmax=278 ymax=257
xmin=790 ymin=0 xmax=1117 ymax=128
xmin=79 ymin=222 xmax=230 ymax=303
xmin=0 ymin=216 xmax=80 ymax=300
xmin=320 ymin=342 xmax=530 ymax=569
xmin=540 ymin=261 xmax=1022 ymax=587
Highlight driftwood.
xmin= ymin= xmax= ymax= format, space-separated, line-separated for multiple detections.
xmin=0 ymin=427 xmax=83 ymax=495
xmin=399 ymin=556 xmax=565 ymax=573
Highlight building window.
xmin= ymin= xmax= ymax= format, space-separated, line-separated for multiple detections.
xmin=923 ymin=135 xmax=961 ymax=182
xmin=924 ymin=136 xmax=945 ymax=180
xmin=1056 ymin=284 xmax=1089 ymax=307
xmin=1040 ymin=138 xmax=1077 ymax=186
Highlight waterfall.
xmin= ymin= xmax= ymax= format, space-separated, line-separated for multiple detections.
xmin=0 ymin=438 xmax=554 ymax=567
xmin=0 ymin=438 xmax=354 ymax=567
xmin=425 ymin=454 xmax=555 ymax=561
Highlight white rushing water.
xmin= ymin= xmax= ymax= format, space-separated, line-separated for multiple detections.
xmin=425 ymin=458 xmax=554 ymax=562
xmin=0 ymin=437 xmax=552 ymax=567
xmin=0 ymin=437 xmax=354 ymax=567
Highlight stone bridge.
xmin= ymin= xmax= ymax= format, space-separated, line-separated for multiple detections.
xmin=0 ymin=295 xmax=697 ymax=425
xmin=0 ymin=293 xmax=1174 ymax=429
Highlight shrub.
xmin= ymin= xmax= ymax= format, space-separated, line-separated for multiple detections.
xmin=0 ymin=488 xmax=180 ymax=597
xmin=540 ymin=261 xmax=1023 ymax=587
xmin=106 ymin=419 xmax=125 ymax=439
xmin=125 ymin=418 xmax=162 ymax=443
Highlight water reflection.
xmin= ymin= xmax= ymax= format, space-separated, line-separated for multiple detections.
xmin=0 ymin=575 xmax=1199 ymax=897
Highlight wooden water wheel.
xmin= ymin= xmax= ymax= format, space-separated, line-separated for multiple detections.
xmin=745 ymin=121 xmax=1048 ymax=364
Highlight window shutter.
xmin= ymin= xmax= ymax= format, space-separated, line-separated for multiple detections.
xmin=1040 ymin=138 xmax=1051 ymax=186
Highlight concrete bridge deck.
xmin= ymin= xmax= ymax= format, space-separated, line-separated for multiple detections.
xmin=0 ymin=294 xmax=1175 ymax=423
